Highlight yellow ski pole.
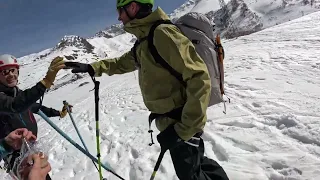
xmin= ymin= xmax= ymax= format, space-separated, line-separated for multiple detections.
xmin=150 ymin=150 xmax=165 ymax=180
xmin=91 ymin=76 xmax=103 ymax=180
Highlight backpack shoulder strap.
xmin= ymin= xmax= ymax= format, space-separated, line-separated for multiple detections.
xmin=132 ymin=37 xmax=147 ymax=68
xmin=147 ymin=20 xmax=186 ymax=87
xmin=146 ymin=20 xmax=188 ymax=146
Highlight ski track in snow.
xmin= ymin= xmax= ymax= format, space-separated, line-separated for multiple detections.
xmin=1 ymin=11 xmax=320 ymax=180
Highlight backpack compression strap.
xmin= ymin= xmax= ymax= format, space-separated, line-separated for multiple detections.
xmin=147 ymin=20 xmax=187 ymax=87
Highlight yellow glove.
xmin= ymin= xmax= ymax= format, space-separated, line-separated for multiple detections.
xmin=59 ymin=104 xmax=73 ymax=118
xmin=41 ymin=56 xmax=65 ymax=89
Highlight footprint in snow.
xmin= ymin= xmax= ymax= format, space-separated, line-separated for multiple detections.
xmin=271 ymin=161 xmax=303 ymax=176
xmin=87 ymin=125 xmax=93 ymax=131
xmin=275 ymin=115 xmax=298 ymax=129
xmin=201 ymin=133 xmax=229 ymax=162
xmin=131 ymin=148 xmax=139 ymax=159
xmin=120 ymin=116 xmax=127 ymax=122
xmin=240 ymin=77 xmax=250 ymax=80
xmin=218 ymin=120 xmax=256 ymax=129
xmin=255 ymin=78 xmax=266 ymax=80
xmin=227 ymin=137 xmax=259 ymax=152
xmin=129 ymin=167 xmax=138 ymax=180
xmin=252 ymin=102 xmax=262 ymax=108
xmin=283 ymin=129 xmax=320 ymax=147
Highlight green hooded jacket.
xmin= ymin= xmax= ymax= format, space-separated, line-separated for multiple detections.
xmin=91 ymin=7 xmax=211 ymax=141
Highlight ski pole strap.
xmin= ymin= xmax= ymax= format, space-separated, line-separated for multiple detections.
xmin=148 ymin=106 xmax=184 ymax=146
xmin=223 ymin=95 xmax=231 ymax=114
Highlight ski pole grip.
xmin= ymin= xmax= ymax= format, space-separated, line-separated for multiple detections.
xmin=63 ymin=100 xmax=68 ymax=105
xmin=63 ymin=100 xmax=72 ymax=113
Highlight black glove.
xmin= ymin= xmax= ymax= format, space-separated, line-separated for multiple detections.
xmin=65 ymin=62 xmax=95 ymax=76
xmin=157 ymin=124 xmax=183 ymax=151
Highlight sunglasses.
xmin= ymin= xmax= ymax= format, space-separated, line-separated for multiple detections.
xmin=0 ymin=68 xmax=18 ymax=76
xmin=117 ymin=7 xmax=125 ymax=15
xmin=117 ymin=3 xmax=131 ymax=16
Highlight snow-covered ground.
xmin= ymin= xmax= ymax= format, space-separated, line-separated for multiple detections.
xmin=1 ymin=7 xmax=320 ymax=180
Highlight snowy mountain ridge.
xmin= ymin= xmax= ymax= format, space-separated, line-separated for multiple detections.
xmin=173 ymin=0 xmax=320 ymax=38
xmin=17 ymin=0 xmax=320 ymax=66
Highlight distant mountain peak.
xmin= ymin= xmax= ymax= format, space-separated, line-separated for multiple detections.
xmin=56 ymin=35 xmax=94 ymax=53
xmin=94 ymin=24 xmax=125 ymax=38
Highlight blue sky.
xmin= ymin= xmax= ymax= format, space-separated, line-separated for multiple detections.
xmin=0 ymin=0 xmax=186 ymax=57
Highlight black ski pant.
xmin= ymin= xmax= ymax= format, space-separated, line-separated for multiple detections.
xmin=169 ymin=134 xmax=229 ymax=180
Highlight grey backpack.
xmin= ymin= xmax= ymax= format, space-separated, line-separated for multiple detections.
xmin=134 ymin=12 xmax=228 ymax=112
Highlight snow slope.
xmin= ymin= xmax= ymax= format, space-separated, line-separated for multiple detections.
xmin=241 ymin=0 xmax=320 ymax=28
xmin=1 ymin=10 xmax=319 ymax=180
xmin=190 ymin=0 xmax=222 ymax=13
xmin=169 ymin=0 xmax=225 ymax=19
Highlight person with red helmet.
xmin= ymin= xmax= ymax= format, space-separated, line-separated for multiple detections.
xmin=0 ymin=54 xmax=66 ymax=112
xmin=0 ymin=54 xmax=70 ymax=180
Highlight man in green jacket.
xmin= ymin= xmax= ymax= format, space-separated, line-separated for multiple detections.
xmin=67 ymin=0 xmax=229 ymax=179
